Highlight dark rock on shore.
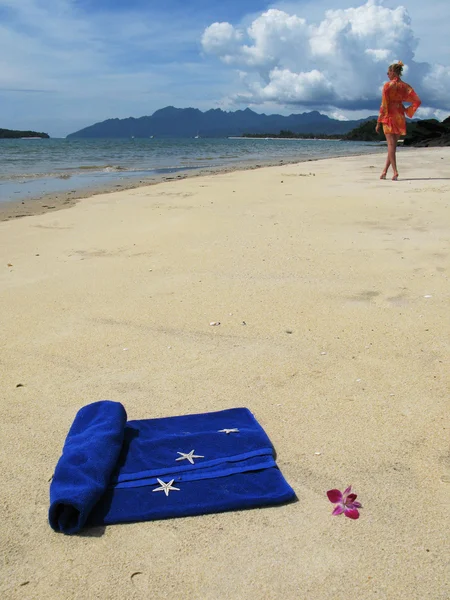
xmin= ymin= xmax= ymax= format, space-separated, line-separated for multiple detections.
xmin=403 ymin=118 xmax=450 ymax=147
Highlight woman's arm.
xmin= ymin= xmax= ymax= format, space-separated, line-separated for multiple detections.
xmin=378 ymin=83 xmax=389 ymax=122
xmin=376 ymin=83 xmax=389 ymax=132
xmin=404 ymin=86 xmax=421 ymax=118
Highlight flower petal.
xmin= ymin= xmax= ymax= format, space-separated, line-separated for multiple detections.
xmin=349 ymin=501 xmax=362 ymax=509
xmin=332 ymin=505 xmax=345 ymax=516
xmin=327 ymin=489 xmax=343 ymax=503
xmin=343 ymin=485 xmax=352 ymax=497
xmin=344 ymin=508 xmax=360 ymax=520
xmin=346 ymin=493 xmax=357 ymax=503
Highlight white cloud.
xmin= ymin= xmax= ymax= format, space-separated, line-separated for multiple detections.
xmin=237 ymin=68 xmax=336 ymax=104
xmin=422 ymin=65 xmax=450 ymax=107
xmin=201 ymin=22 xmax=243 ymax=61
xmin=364 ymin=49 xmax=390 ymax=62
xmin=202 ymin=1 xmax=450 ymax=114
xmin=325 ymin=110 xmax=349 ymax=121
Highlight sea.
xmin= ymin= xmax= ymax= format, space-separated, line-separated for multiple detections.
xmin=0 ymin=137 xmax=386 ymax=204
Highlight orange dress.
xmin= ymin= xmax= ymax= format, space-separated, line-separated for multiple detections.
xmin=377 ymin=77 xmax=421 ymax=135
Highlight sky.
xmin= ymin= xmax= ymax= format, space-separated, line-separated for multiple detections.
xmin=1 ymin=0 xmax=449 ymax=137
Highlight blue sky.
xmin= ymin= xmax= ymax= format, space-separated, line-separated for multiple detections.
xmin=1 ymin=0 xmax=449 ymax=137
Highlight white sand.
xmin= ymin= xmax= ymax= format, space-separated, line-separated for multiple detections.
xmin=1 ymin=148 xmax=449 ymax=599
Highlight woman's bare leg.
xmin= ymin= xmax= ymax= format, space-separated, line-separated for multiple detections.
xmin=380 ymin=153 xmax=391 ymax=179
xmin=387 ymin=134 xmax=400 ymax=179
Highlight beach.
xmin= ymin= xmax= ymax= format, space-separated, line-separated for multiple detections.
xmin=0 ymin=137 xmax=386 ymax=221
xmin=1 ymin=148 xmax=449 ymax=599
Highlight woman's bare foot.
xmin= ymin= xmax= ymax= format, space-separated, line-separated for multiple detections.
xmin=380 ymin=173 xmax=387 ymax=180
xmin=392 ymin=173 xmax=399 ymax=181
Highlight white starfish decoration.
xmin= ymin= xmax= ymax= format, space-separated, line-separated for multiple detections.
xmin=152 ymin=478 xmax=180 ymax=497
xmin=176 ymin=450 xmax=204 ymax=464
xmin=218 ymin=428 xmax=240 ymax=434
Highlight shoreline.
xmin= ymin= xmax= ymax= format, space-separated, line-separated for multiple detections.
xmin=0 ymin=146 xmax=389 ymax=222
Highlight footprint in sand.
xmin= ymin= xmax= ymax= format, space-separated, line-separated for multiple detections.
xmin=348 ymin=290 xmax=381 ymax=303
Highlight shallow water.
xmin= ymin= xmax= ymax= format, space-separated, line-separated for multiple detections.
xmin=0 ymin=137 xmax=385 ymax=202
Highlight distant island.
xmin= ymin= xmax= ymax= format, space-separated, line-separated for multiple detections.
xmin=241 ymin=130 xmax=343 ymax=140
xmin=66 ymin=107 xmax=378 ymax=139
xmin=241 ymin=121 xmax=384 ymax=141
xmin=0 ymin=128 xmax=49 ymax=139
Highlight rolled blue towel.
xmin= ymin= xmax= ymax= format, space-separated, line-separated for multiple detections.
xmin=49 ymin=401 xmax=127 ymax=534
xmin=49 ymin=402 xmax=295 ymax=534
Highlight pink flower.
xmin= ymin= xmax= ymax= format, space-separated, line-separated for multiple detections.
xmin=327 ymin=485 xmax=362 ymax=519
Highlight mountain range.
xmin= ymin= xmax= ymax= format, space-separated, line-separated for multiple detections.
xmin=66 ymin=107 xmax=377 ymax=139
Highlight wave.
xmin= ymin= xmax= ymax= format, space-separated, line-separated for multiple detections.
xmin=102 ymin=165 xmax=128 ymax=173
xmin=0 ymin=172 xmax=63 ymax=182
xmin=0 ymin=164 xmax=130 ymax=182
xmin=68 ymin=164 xmax=128 ymax=172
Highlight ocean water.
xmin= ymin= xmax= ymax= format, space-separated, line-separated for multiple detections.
xmin=0 ymin=137 xmax=385 ymax=203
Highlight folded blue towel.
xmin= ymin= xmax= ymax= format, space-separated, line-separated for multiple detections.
xmin=49 ymin=402 xmax=295 ymax=534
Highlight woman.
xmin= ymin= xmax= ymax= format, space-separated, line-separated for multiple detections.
xmin=376 ymin=61 xmax=421 ymax=180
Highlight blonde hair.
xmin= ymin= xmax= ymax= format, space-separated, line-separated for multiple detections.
xmin=389 ymin=61 xmax=404 ymax=77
